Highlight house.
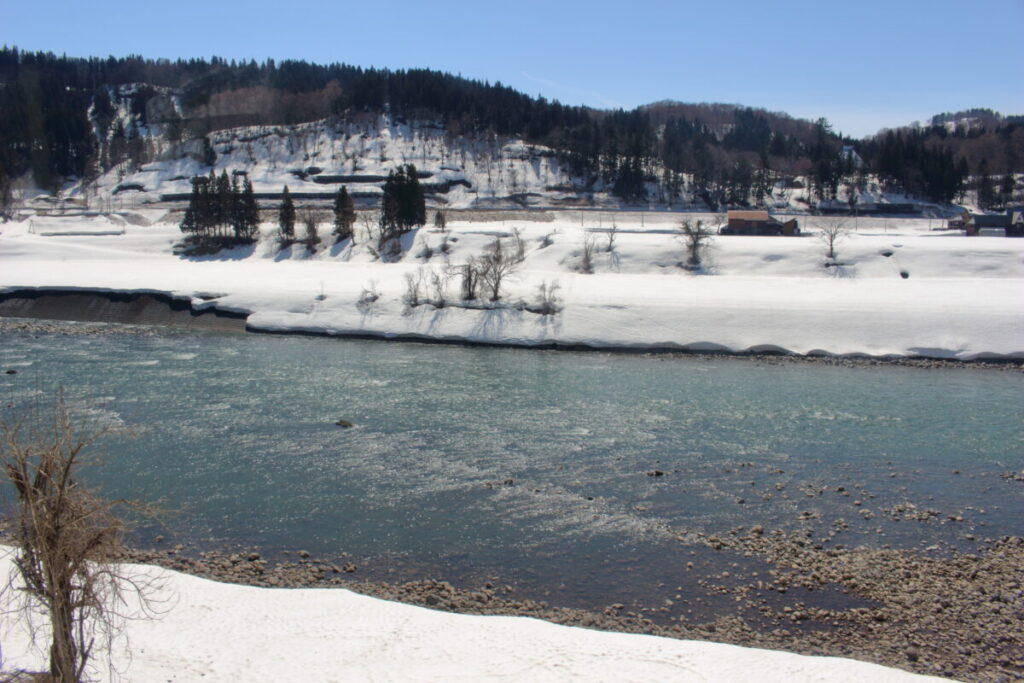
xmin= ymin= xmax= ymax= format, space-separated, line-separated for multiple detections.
xmin=721 ymin=210 xmax=800 ymax=236
xmin=963 ymin=209 xmax=1024 ymax=237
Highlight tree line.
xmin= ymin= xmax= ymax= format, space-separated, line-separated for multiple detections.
xmin=179 ymin=170 xmax=259 ymax=250
xmin=2 ymin=46 xmax=1021 ymax=209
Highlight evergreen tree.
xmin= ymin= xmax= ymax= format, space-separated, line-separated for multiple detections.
xmin=976 ymin=159 xmax=996 ymax=210
xmin=239 ymin=178 xmax=260 ymax=240
xmin=216 ymin=170 xmax=232 ymax=237
xmin=180 ymin=177 xmax=203 ymax=236
xmin=379 ymin=165 xmax=425 ymax=241
xmin=332 ymin=185 xmax=356 ymax=242
xmin=999 ymin=173 xmax=1015 ymax=207
xmin=278 ymin=185 xmax=295 ymax=239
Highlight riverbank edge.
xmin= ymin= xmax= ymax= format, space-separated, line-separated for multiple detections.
xmin=45 ymin=531 xmax=1024 ymax=682
xmin=2 ymin=287 xmax=1021 ymax=369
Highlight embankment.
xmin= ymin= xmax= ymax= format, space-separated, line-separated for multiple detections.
xmin=0 ymin=289 xmax=247 ymax=332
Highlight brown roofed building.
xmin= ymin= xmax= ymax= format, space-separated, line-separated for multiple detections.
xmin=721 ymin=210 xmax=800 ymax=236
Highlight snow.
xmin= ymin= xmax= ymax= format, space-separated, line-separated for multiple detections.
xmin=1 ymin=212 xmax=1022 ymax=360
xmin=0 ymin=551 xmax=949 ymax=682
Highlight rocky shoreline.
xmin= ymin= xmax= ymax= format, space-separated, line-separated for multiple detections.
xmin=2 ymin=316 xmax=1021 ymax=372
xmin=108 ymin=530 xmax=1024 ymax=683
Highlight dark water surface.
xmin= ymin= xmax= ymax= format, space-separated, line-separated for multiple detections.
xmin=1 ymin=322 xmax=1021 ymax=619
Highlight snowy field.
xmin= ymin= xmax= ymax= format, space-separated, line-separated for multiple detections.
xmin=0 ymin=552 xmax=949 ymax=682
xmin=1 ymin=211 xmax=1022 ymax=359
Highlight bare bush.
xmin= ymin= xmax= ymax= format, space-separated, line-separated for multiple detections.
xmin=579 ymin=234 xmax=596 ymax=274
xmin=356 ymin=281 xmax=380 ymax=313
xmin=1 ymin=391 xmax=158 ymax=682
xmin=532 ymin=280 xmax=562 ymax=315
xmin=677 ymin=219 xmax=715 ymax=268
xmin=301 ymin=210 xmax=320 ymax=251
xmin=429 ymin=266 xmax=456 ymax=307
xmin=605 ymin=222 xmax=617 ymax=252
xmin=510 ymin=227 xmax=526 ymax=264
xmin=402 ymin=272 xmax=422 ymax=308
xmin=817 ymin=219 xmax=848 ymax=262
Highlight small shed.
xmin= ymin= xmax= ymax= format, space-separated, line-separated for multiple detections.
xmin=722 ymin=210 xmax=800 ymax=236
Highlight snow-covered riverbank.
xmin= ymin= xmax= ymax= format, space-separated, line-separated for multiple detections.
xmin=1 ymin=211 xmax=1022 ymax=359
xmin=0 ymin=552 xmax=950 ymax=682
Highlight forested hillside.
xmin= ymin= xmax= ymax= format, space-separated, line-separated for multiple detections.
xmin=1 ymin=47 xmax=1021 ymax=210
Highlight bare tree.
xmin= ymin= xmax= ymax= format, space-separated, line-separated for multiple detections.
xmin=677 ymin=219 xmax=715 ymax=268
xmin=605 ymin=222 xmax=618 ymax=252
xmin=579 ymin=234 xmax=596 ymax=274
xmin=476 ymin=238 xmax=521 ymax=302
xmin=460 ymin=257 xmax=479 ymax=301
xmin=817 ymin=218 xmax=848 ymax=262
xmin=429 ymin=266 xmax=456 ymax=307
xmin=301 ymin=210 xmax=320 ymax=251
xmin=433 ymin=210 xmax=447 ymax=233
xmin=402 ymin=269 xmax=427 ymax=308
xmin=1 ymin=392 xmax=157 ymax=682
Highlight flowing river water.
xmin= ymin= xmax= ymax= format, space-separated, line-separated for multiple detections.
xmin=1 ymin=320 xmax=1022 ymax=624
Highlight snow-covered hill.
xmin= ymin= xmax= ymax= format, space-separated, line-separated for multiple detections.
xmin=79 ymin=114 xmax=615 ymax=211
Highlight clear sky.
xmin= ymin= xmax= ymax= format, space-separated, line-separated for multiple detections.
xmin=3 ymin=0 xmax=1022 ymax=138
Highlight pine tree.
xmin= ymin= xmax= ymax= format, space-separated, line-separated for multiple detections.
xmin=278 ymin=185 xmax=295 ymax=240
xmin=180 ymin=177 xmax=203 ymax=236
xmin=239 ymin=178 xmax=260 ymax=240
xmin=999 ymin=173 xmax=1015 ymax=207
xmin=332 ymin=185 xmax=356 ymax=242
xmin=976 ymin=159 xmax=996 ymax=210
xmin=379 ymin=164 xmax=426 ymax=242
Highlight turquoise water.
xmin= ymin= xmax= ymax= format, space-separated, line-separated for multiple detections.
xmin=1 ymin=323 xmax=1021 ymax=614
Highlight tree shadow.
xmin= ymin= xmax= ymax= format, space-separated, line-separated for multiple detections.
xmin=472 ymin=305 xmax=521 ymax=340
xmin=824 ymin=262 xmax=856 ymax=279
xmin=178 ymin=242 xmax=257 ymax=262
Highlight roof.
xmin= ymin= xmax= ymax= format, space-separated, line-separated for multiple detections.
xmin=727 ymin=210 xmax=770 ymax=221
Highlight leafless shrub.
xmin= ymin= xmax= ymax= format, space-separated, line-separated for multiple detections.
xmin=579 ymin=234 xmax=596 ymax=274
xmin=356 ymin=281 xmax=380 ymax=313
xmin=677 ymin=219 xmax=715 ymax=268
xmin=402 ymin=270 xmax=426 ymax=308
xmin=605 ymin=222 xmax=617 ymax=252
xmin=301 ymin=210 xmax=320 ymax=251
xmin=532 ymin=280 xmax=562 ymax=315
xmin=0 ymin=391 xmax=161 ymax=682
xmin=510 ymin=227 xmax=526 ymax=264
xmin=429 ymin=266 xmax=456 ymax=308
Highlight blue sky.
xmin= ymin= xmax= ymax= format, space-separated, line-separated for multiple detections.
xmin=3 ymin=0 xmax=1022 ymax=138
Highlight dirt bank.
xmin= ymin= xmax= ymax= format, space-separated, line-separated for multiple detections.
xmin=0 ymin=290 xmax=247 ymax=332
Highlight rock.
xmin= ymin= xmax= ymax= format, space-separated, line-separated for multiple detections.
xmin=4 ymin=369 xmax=16 ymax=375
xmin=342 ymin=562 xmax=357 ymax=573
xmin=297 ymin=550 xmax=310 ymax=559
xmin=334 ymin=419 xmax=355 ymax=428
xmin=647 ymin=470 xmax=665 ymax=477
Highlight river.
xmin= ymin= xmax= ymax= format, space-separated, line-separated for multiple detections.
xmin=1 ymin=321 xmax=1021 ymax=621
